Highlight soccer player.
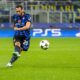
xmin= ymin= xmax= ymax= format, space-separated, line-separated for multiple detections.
xmin=7 ymin=5 xmax=31 ymax=67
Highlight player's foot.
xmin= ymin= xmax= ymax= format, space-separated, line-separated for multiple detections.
xmin=6 ymin=62 xmax=12 ymax=67
xmin=13 ymin=52 xmax=21 ymax=57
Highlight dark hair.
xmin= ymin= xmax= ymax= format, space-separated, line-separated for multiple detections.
xmin=16 ymin=5 xmax=23 ymax=9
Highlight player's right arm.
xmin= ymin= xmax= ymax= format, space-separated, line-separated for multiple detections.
xmin=12 ymin=14 xmax=17 ymax=28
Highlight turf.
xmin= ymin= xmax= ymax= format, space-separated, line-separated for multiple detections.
xmin=0 ymin=38 xmax=80 ymax=80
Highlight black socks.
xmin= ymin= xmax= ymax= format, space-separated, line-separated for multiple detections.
xmin=10 ymin=46 xmax=21 ymax=64
xmin=10 ymin=54 xmax=18 ymax=64
xmin=15 ymin=45 xmax=21 ymax=53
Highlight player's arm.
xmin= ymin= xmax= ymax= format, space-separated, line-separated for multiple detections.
xmin=14 ymin=21 xmax=31 ymax=30
xmin=13 ymin=14 xmax=17 ymax=28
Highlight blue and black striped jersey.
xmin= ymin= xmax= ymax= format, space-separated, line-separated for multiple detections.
xmin=13 ymin=13 xmax=31 ymax=40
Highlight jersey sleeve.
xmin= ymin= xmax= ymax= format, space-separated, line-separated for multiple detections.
xmin=26 ymin=14 xmax=31 ymax=22
xmin=12 ymin=14 xmax=17 ymax=24
xmin=12 ymin=15 xmax=16 ymax=27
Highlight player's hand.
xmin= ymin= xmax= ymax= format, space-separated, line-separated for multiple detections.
xmin=14 ymin=27 xmax=20 ymax=30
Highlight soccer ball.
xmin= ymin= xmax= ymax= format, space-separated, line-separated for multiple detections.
xmin=40 ymin=40 xmax=50 ymax=50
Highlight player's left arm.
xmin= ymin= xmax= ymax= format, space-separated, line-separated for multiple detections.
xmin=14 ymin=21 xmax=31 ymax=30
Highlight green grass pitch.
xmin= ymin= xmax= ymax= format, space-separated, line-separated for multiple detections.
xmin=0 ymin=38 xmax=80 ymax=80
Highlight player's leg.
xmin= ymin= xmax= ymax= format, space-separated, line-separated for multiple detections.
xmin=9 ymin=41 xmax=21 ymax=64
xmin=22 ymin=39 xmax=30 ymax=51
xmin=7 ymin=37 xmax=21 ymax=67
xmin=13 ymin=41 xmax=21 ymax=56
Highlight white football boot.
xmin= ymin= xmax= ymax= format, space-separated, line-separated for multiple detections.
xmin=6 ymin=62 xmax=12 ymax=67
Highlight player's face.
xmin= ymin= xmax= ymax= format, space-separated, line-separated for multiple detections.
xmin=16 ymin=7 xmax=23 ymax=15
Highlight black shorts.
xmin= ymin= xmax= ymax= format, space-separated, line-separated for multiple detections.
xmin=13 ymin=35 xmax=30 ymax=51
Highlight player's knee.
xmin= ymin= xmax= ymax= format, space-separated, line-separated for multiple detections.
xmin=15 ymin=41 xmax=20 ymax=47
xmin=23 ymin=41 xmax=29 ymax=51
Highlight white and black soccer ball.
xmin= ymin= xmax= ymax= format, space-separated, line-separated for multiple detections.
xmin=40 ymin=40 xmax=50 ymax=50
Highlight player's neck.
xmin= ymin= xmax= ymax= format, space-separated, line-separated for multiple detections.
xmin=21 ymin=12 xmax=25 ymax=16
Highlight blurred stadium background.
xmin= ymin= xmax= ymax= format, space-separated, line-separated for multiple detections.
xmin=0 ymin=0 xmax=80 ymax=37
xmin=0 ymin=1 xmax=80 ymax=80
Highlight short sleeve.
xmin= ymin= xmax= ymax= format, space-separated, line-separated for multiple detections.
xmin=12 ymin=14 xmax=17 ymax=24
xmin=26 ymin=14 xmax=31 ymax=22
